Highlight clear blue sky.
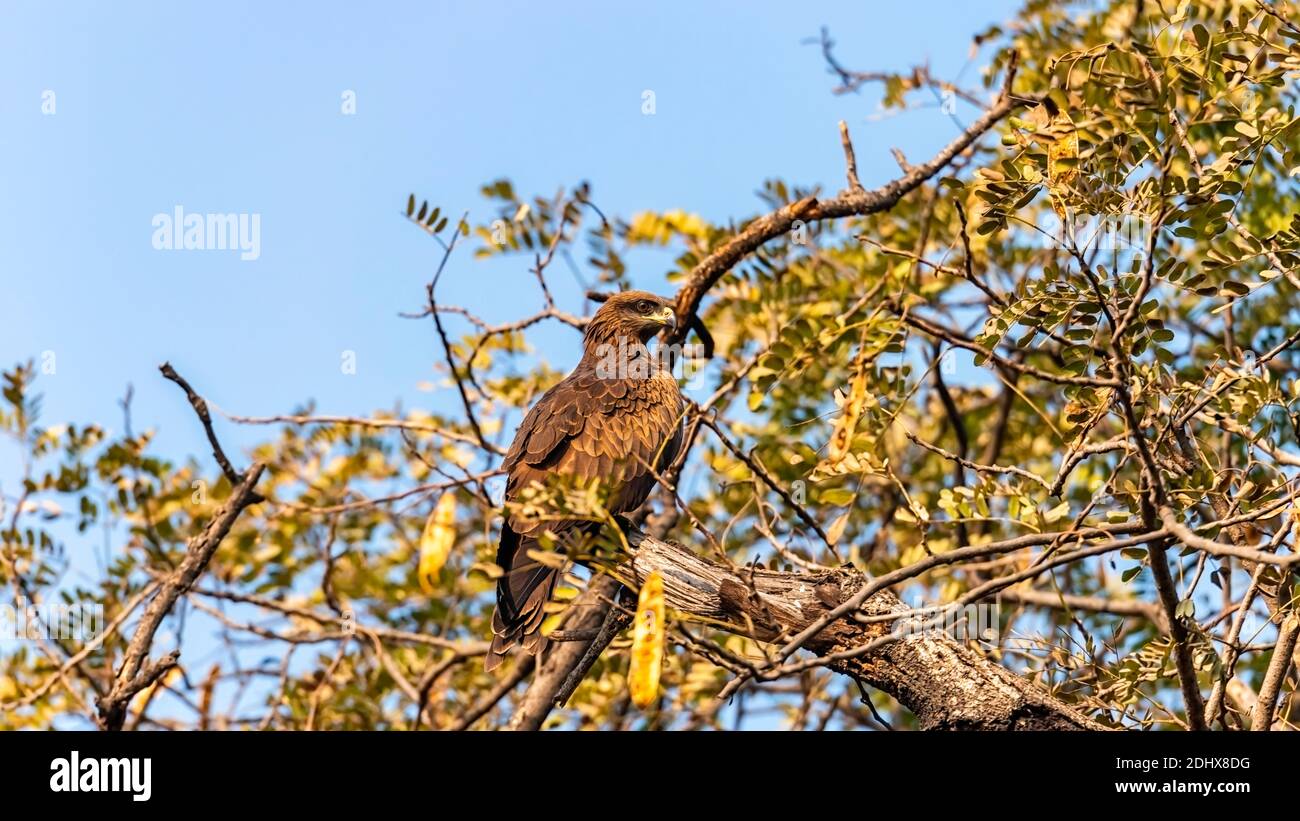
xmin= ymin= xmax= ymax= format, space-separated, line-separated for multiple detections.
xmin=1 ymin=0 xmax=1018 ymax=467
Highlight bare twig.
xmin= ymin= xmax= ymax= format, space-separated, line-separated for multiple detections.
xmin=97 ymin=365 xmax=265 ymax=730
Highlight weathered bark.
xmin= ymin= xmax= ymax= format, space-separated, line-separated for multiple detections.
xmin=607 ymin=529 xmax=1108 ymax=731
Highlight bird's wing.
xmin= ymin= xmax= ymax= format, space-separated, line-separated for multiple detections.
xmin=500 ymin=375 xmax=588 ymax=477
xmin=503 ymin=369 xmax=683 ymax=524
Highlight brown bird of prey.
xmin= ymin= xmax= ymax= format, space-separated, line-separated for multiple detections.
xmin=485 ymin=291 xmax=684 ymax=672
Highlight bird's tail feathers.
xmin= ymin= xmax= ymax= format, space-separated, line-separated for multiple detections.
xmin=485 ymin=525 xmax=559 ymax=672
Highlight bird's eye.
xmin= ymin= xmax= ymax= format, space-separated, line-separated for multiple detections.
xmin=636 ymin=300 xmax=652 ymax=314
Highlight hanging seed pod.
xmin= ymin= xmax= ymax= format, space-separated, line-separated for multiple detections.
xmin=417 ymin=493 xmax=457 ymax=594
xmin=628 ymin=571 xmax=666 ymax=709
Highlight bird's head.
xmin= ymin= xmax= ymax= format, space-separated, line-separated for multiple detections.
xmin=583 ymin=290 xmax=678 ymax=351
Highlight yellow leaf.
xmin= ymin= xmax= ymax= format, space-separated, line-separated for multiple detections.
xmin=827 ymin=330 xmax=876 ymax=466
xmin=417 ymin=493 xmax=457 ymax=594
xmin=1047 ymin=120 xmax=1078 ymax=182
xmin=1043 ymin=500 xmax=1071 ymax=524
xmin=131 ymin=667 xmax=181 ymax=718
xmin=523 ymin=548 xmax=568 ymax=570
xmin=825 ymin=510 xmax=852 ymax=545
xmin=1041 ymin=104 xmax=1078 ymax=219
xmin=628 ymin=571 xmax=666 ymax=709
xmin=469 ymin=561 xmax=504 ymax=580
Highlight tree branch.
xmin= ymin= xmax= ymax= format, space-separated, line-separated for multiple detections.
xmin=96 ymin=365 xmax=265 ymax=731
xmin=669 ymin=52 xmax=1024 ymax=341
xmin=505 ymin=574 xmax=624 ymax=730
xmin=608 ymin=527 xmax=1108 ymax=730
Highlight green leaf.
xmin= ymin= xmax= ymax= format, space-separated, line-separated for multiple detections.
xmin=820 ymin=488 xmax=856 ymax=506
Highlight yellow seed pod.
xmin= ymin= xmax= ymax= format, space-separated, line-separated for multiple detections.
xmin=628 ymin=571 xmax=666 ymax=709
xmin=417 ymin=493 xmax=457 ymax=594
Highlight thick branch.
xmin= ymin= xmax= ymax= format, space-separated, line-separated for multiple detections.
xmin=613 ymin=529 xmax=1107 ymax=730
xmin=98 ymin=463 xmax=263 ymax=729
xmin=1251 ymin=613 xmax=1298 ymax=731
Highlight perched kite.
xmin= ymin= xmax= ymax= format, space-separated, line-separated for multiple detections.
xmin=485 ymin=291 xmax=684 ymax=672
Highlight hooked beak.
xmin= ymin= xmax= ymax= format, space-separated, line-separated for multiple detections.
xmin=653 ymin=305 xmax=678 ymax=329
